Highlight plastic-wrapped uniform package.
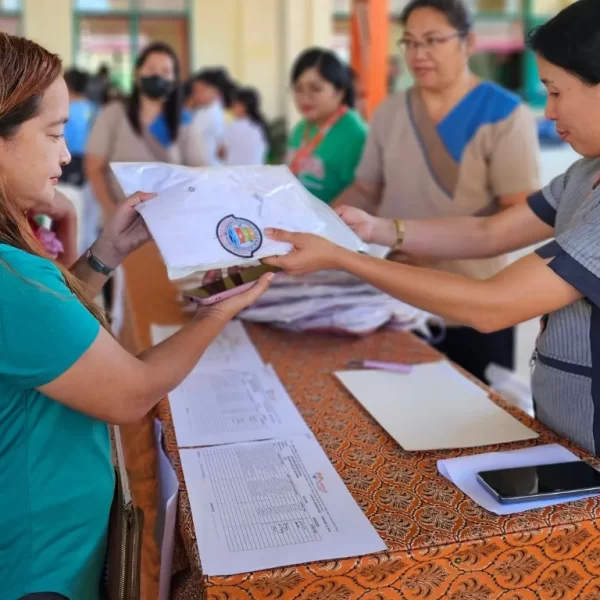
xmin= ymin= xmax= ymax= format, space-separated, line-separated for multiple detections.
xmin=110 ymin=163 xmax=368 ymax=299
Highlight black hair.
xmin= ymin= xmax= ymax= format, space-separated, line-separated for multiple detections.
xmin=127 ymin=42 xmax=183 ymax=142
xmin=233 ymin=87 xmax=270 ymax=146
xmin=0 ymin=96 xmax=40 ymax=139
xmin=182 ymin=79 xmax=192 ymax=101
xmin=64 ymin=68 xmax=89 ymax=95
xmin=528 ymin=0 xmax=600 ymax=86
xmin=291 ymin=48 xmax=355 ymax=108
xmin=98 ymin=64 xmax=110 ymax=76
xmin=193 ymin=68 xmax=238 ymax=108
xmin=400 ymin=0 xmax=472 ymax=35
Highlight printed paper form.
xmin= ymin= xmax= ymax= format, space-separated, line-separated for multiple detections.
xmin=150 ymin=320 xmax=264 ymax=371
xmin=335 ymin=361 xmax=538 ymax=451
xmin=180 ymin=435 xmax=387 ymax=575
xmin=169 ymin=365 xmax=310 ymax=447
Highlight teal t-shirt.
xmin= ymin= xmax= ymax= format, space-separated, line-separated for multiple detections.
xmin=0 ymin=244 xmax=113 ymax=600
xmin=287 ymin=110 xmax=368 ymax=204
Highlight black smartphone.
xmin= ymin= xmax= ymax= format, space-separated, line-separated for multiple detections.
xmin=477 ymin=461 xmax=600 ymax=504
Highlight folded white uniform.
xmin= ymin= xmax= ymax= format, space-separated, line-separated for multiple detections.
xmin=239 ymin=271 xmax=444 ymax=338
xmin=110 ymin=163 xmax=367 ymax=281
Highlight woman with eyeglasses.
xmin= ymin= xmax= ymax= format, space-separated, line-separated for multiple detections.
xmin=264 ymin=0 xmax=600 ymax=456
xmin=335 ymin=0 xmax=540 ymax=383
xmin=287 ymin=48 xmax=368 ymax=205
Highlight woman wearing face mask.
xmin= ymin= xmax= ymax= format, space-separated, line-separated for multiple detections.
xmin=287 ymin=48 xmax=368 ymax=205
xmin=334 ymin=0 xmax=540 ymax=383
xmin=0 ymin=33 xmax=272 ymax=600
xmin=85 ymin=43 xmax=202 ymax=320
xmin=85 ymin=42 xmax=202 ymax=220
xmin=221 ymin=87 xmax=270 ymax=166
xmin=263 ymin=0 xmax=600 ymax=456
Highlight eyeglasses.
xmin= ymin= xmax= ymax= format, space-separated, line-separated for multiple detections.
xmin=398 ymin=32 xmax=465 ymax=53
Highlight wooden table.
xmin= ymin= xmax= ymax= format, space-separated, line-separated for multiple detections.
xmin=120 ymin=242 xmax=600 ymax=600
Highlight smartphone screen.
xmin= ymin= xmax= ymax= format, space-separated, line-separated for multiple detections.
xmin=478 ymin=461 xmax=600 ymax=501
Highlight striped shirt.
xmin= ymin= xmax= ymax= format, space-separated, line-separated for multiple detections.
xmin=528 ymin=157 xmax=600 ymax=454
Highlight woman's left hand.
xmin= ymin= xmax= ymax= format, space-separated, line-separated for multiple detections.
xmin=262 ymin=228 xmax=346 ymax=275
xmin=92 ymin=191 xmax=156 ymax=268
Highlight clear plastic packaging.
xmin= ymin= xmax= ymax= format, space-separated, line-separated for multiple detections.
xmin=110 ymin=162 xmax=368 ymax=281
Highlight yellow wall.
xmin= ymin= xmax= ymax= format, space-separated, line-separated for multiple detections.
xmin=19 ymin=0 xmax=333 ymax=122
xmin=23 ymin=0 xmax=73 ymax=61
xmin=191 ymin=0 xmax=332 ymax=122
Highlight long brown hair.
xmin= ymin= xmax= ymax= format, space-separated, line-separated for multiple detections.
xmin=0 ymin=33 xmax=105 ymax=323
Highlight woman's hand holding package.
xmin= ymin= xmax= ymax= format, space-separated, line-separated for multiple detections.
xmin=92 ymin=191 xmax=156 ymax=269
xmin=262 ymin=228 xmax=345 ymax=276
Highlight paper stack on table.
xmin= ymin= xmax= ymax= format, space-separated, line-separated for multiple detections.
xmin=438 ymin=444 xmax=600 ymax=515
xmin=335 ymin=361 xmax=538 ymax=451
xmin=239 ymin=271 xmax=444 ymax=338
xmin=151 ymin=320 xmax=387 ymax=575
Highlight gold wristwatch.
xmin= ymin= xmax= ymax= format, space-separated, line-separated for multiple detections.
xmin=392 ymin=218 xmax=405 ymax=250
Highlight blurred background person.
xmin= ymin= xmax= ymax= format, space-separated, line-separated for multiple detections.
xmin=287 ymin=48 xmax=367 ymax=205
xmin=27 ymin=189 xmax=79 ymax=269
xmin=212 ymin=68 xmax=238 ymax=118
xmin=334 ymin=0 xmax=540 ymax=382
xmin=86 ymin=63 xmax=111 ymax=106
xmin=85 ymin=42 xmax=202 ymax=322
xmin=188 ymin=68 xmax=238 ymax=166
xmin=85 ymin=42 xmax=201 ymax=220
xmin=387 ymin=56 xmax=402 ymax=94
xmin=349 ymin=67 xmax=368 ymax=121
xmin=221 ymin=87 xmax=270 ymax=166
xmin=61 ymin=68 xmax=96 ymax=188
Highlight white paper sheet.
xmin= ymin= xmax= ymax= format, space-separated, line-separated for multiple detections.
xmin=169 ymin=365 xmax=310 ymax=447
xmin=154 ymin=420 xmax=179 ymax=600
xmin=335 ymin=362 xmax=538 ymax=451
xmin=438 ymin=444 xmax=599 ymax=515
xmin=150 ymin=320 xmax=263 ymax=371
xmin=180 ymin=435 xmax=386 ymax=575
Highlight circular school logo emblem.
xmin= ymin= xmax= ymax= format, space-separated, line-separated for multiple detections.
xmin=216 ymin=214 xmax=263 ymax=258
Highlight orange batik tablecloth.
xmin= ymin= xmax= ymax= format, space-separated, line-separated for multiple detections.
xmin=120 ymin=243 xmax=600 ymax=600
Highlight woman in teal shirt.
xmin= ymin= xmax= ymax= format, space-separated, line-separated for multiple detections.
xmin=0 ymin=34 xmax=272 ymax=600
xmin=287 ymin=48 xmax=368 ymax=204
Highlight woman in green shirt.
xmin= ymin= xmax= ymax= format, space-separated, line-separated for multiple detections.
xmin=0 ymin=34 xmax=272 ymax=600
xmin=287 ymin=48 xmax=368 ymax=204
